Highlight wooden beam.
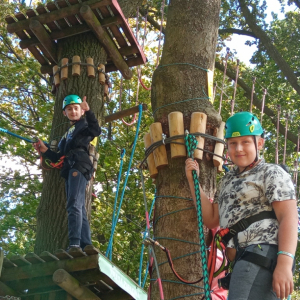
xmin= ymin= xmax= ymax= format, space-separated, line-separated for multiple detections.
xmin=7 ymin=0 xmax=112 ymax=34
xmin=20 ymin=16 xmax=122 ymax=50
xmin=53 ymin=269 xmax=101 ymax=300
xmin=0 ymin=281 xmax=20 ymax=297
xmin=29 ymin=19 xmax=57 ymax=64
xmin=1 ymin=254 xmax=99 ymax=281
xmin=104 ymin=104 xmax=147 ymax=123
xmin=80 ymin=5 xmax=132 ymax=79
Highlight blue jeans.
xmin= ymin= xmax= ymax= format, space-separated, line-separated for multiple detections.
xmin=65 ymin=168 xmax=92 ymax=249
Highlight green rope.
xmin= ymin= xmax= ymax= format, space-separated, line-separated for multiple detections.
xmin=185 ymin=133 xmax=211 ymax=300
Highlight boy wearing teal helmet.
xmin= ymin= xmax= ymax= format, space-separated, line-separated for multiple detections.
xmin=33 ymin=95 xmax=101 ymax=251
xmin=186 ymin=112 xmax=298 ymax=300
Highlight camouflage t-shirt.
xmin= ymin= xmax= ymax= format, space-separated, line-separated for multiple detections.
xmin=213 ymin=159 xmax=296 ymax=248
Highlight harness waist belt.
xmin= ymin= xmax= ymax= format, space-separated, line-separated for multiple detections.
xmin=222 ymin=210 xmax=277 ymax=245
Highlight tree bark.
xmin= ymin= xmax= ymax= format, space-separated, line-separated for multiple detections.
xmin=34 ymin=0 xmax=144 ymax=255
xmin=150 ymin=1 xmax=221 ymax=299
xmin=35 ymin=32 xmax=106 ymax=254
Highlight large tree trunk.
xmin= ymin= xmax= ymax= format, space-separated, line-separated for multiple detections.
xmin=34 ymin=0 xmax=145 ymax=255
xmin=150 ymin=1 xmax=221 ymax=299
xmin=34 ymin=32 xmax=106 ymax=254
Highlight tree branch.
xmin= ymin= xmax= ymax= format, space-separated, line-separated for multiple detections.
xmin=139 ymin=8 xmax=166 ymax=34
xmin=215 ymin=61 xmax=298 ymax=145
xmin=238 ymin=0 xmax=300 ymax=95
xmin=290 ymin=0 xmax=300 ymax=9
xmin=219 ymin=28 xmax=257 ymax=38
xmin=0 ymin=110 xmax=35 ymax=130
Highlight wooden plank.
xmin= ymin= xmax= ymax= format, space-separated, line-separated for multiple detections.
xmin=7 ymin=13 xmax=49 ymax=66
xmin=104 ymin=104 xmax=147 ymax=124
xmin=105 ymin=56 xmax=145 ymax=73
xmin=84 ymin=245 xmax=100 ymax=255
xmin=19 ymin=16 xmax=122 ymax=49
xmin=10 ymin=254 xmax=32 ymax=267
xmin=54 ymin=249 xmax=73 ymax=260
xmin=53 ymin=269 xmax=101 ymax=299
xmin=29 ymin=19 xmax=57 ymax=64
xmin=110 ymin=0 xmax=146 ymax=63
xmin=46 ymin=1 xmax=69 ymax=29
xmin=7 ymin=274 xmax=56 ymax=291
xmin=6 ymin=0 xmax=113 ymax=33
xmin=1 ymin=254 xmax=99 ymax=281
xmin=3 ymin=258 xmax=17 ymax=269
xmin=80 ymin=5 xmax=132 ymax=79
xmin=97 ymin=5 xmax=127 ymax=49
xmin=39 ymin=251 xmax=60 ymax=262
xmin=55 ymin=0 xmax=80 ymax=26
xmin=67 ymin=247 xmax=87 ymax=258
xmin=36 ymin=5 xmax=59 ymax=32
xmin=0 ymin=281 xmax=20 ymax=297
xmin=25 ymin=253 xmax=45 ymax=264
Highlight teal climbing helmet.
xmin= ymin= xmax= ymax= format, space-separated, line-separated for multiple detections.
xmin=62 ymin=94 xmax=82 ymax=110
xmin=224 ymin=112 xmax=264 ymax=139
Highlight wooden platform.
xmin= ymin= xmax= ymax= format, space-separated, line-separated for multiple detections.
xmin=5 ymin=0 xmax=146 ymax=78
xmin=0 ymin=246 xmax=147 ymax=300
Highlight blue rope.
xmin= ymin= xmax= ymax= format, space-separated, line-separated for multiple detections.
xmin=105 ymin=149 xmax=126 ymax=259
xmin=138 ymin=193 xmax=156 ymax=285
xmin=106 ymin=104 xmax=143 ymax=259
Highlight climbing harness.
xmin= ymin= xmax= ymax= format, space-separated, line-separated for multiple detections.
xmin=185 ymin=132 xmax=211 ymax=300
xmin=208 ymin=210 xmax=277 ymax=289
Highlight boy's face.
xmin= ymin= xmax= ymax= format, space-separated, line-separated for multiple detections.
xmin=63 ymin=104 xmax=84 ymax=121
xmin=227 ymin=135 xmax=264 ymax=171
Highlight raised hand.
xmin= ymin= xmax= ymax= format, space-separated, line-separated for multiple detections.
xmin=80 ymin=96 xmax=90 ymax=111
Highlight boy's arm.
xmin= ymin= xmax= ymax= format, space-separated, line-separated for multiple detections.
xmin=85 ymin=110 xmax=101 ymax=136
xmin=185 ymin=158 xmax=219 ymax=229
xmin=33 ymin=139 xmax=62 ymax=163
xmin=272 ymin=199 xmax=298 ymax=299
xmin=81 ymin=96 xmax=101 ymax=137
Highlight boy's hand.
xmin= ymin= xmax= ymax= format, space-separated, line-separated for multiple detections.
xmin=80 ymin=96 xmax=90 ymax=111
xmin=272 ymin=259 xmax=294 ymax=299
xmin=185 ymin=158 xmax=199 ymax=181
xmin=33 ymin=139 xmax=48 ymax=154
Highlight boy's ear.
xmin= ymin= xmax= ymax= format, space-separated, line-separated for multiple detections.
xmin=63 ymin=110 xmax=66 ymax=117
xmin=257 ymin=137 xmax=264 ymax=150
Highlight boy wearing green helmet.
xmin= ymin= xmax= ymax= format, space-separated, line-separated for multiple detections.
xmin=33 ymin=95 xmax=101 ymax=251
xmin=186 ymin=112 xmax=298 ymax=300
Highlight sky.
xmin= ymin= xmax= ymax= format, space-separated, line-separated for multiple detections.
xmin=225 ymin=1 xmax=297 ymax=65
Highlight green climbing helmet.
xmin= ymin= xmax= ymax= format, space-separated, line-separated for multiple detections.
xmin=62 ymin=94 xmax=82 ymax=110
xmin=224 ymin=111 xmax=264 ymax=139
